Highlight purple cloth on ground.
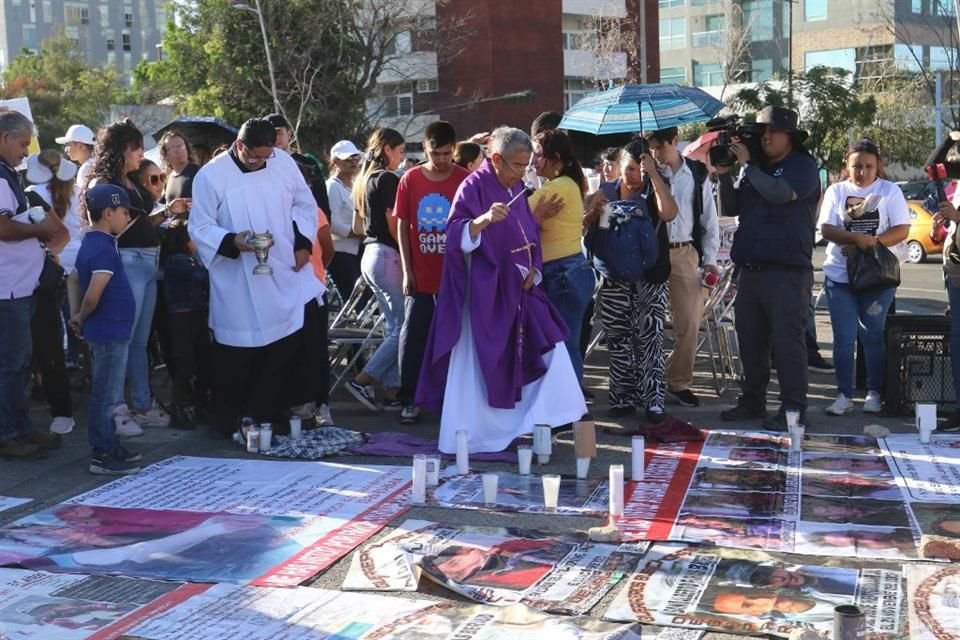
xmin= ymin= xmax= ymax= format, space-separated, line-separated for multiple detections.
xmin=415 ymin=158 xmax=569 ymax=413
xmin=348 ymin=431 xmax=518 ymax=462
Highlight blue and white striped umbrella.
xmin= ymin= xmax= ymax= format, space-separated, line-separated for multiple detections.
xmin=559 ymin=83 xmax=724 ymax=135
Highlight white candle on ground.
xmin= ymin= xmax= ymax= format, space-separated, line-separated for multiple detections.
xmin=631 ymin=436 xmax=645 ymax=482
xmin=411 ymin=454 xmax=427 ymax=503
xmin=517 ymin=445 xmax=533 ymax=475
xmin=456 ymin=430 xmax=470 ymax=475
xmin=609 ymin=464 xmax=624 ymax=517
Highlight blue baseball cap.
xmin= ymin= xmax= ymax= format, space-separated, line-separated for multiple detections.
xmin=84 ymin=184 xmax=145 ymax=215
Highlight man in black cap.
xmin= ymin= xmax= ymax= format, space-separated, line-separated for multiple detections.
xmin=266 ymin=113 xmax=331 ymax=217
xmin=717 ymin=105 xmax=821 ymax=429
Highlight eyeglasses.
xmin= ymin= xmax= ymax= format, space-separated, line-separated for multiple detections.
xmin=147 ymin=173 xmax=166 ymax=186
xmin=239 ymin=142 xmax=275 ymax=164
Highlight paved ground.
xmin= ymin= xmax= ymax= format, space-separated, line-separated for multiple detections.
xmin=0 ymin=250 xmax=950 ymax=638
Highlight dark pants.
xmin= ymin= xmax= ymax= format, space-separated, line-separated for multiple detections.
xmin=0 ymin=296 xmax=35 ymax=442
xmin=168 ymin=309 xmax=210 ymax=408
xmin=31 ymin=285 xmax=72 ymax=418
xmin=735 ymin=268 xmax=813 ymax=413
xmin=298 ymin=300 xmax=329 ymax=406
xmin=327 ymin=251 xmax=362 ymax=302
xmin=210 ymin=301 xmax=319 ymax=432
xmin=398 ymin=293 xmax=435 ymax=405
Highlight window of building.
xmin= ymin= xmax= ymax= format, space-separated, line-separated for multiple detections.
xmin=804 ymin=48 xmax=855 ymax=73
xmin=691 ymin=0 xmax=718 ymax=5
xmin=895 ymin=43 xmax=923 ymax=71
xmin=29 ymin=0 xmax=36 ymax=22
xmin=660 ymin=66 xmax=687 ymax=84
xmin=107 ymin=38 xmax=115 ymax=51
xmin=100 ymin=5 xmax=109 ymax=24
xmin=750 ymin=58 xmax=774 ymax=81
xmin=416 ymin=78 xmax=438 ymax=93
xmin=659 ymin=0 xmax=684 ymax=8
xmin=693 ymin=62 xmax=723 ymax=86
xmin=380 ymin=83 xmax=414 ymax=117
xmin=384 ymin=31 xmax=411 ymax=56
xmin=742 ymin=0 xmax=774 ymax=42
xmin=22 ymin=24 xmax=37 ymax=49
xmin=912 ymin=0 xmax=923 ymax=12
xmin=804 ymin=0 xmax=827 ymax=21
xmin=156 ymin=6 xmax=167 ymax=27
xmin=42 ymin=0 xmax=51 ymax=22
xmin=930 ymin=45 xmax=956 ymax=70
xmin=936 ymin=0 xmax=956 ymax=15
xmin=659 ymin=17 xmax=686 ymax=50
xmin=125 ymin=11 xmax=134 ymax=27
xmin=65 ymin=5 xmax=89 ymax=25
xmin=564 ymin=78 xmax=593 ymax=110
xmin=122 ymin=33 xmax=131 ymax=51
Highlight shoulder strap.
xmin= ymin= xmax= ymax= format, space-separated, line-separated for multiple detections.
xmin=685 ymin=157 xmax=708 ymax=264
xmin=26 ymin=189 xmax=51 ymax=211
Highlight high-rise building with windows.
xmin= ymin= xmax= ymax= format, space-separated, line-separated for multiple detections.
xmin=657 ymin=0 xmax=958 ymax=91
xmin=0 ymin=0 xmax=168 ymax=77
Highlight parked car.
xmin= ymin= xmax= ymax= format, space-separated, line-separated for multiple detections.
xmin=896 ymin=180 xmax=956 ymax=202
xmin=905 ymin=200 xmax=944 ymax=263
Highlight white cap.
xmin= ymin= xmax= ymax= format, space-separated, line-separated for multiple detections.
xmin=26 ymin=152 xmax=78 ymax=184
xmin=55 ymin=124 xmax=95 ymax=146
xmin=330 ymin=140 xmax=361 ymax=160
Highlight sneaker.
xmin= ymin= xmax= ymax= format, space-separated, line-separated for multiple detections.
xmin=667 ymin=388 xmax=701 ymax=408
xmin=113 ymin=406 xmax=144 ymax=438
xmin=112 ymin=445 xmax=143 ymax=463
xmin=399 ymin=405 xmax=420 ymax=425
xmin=645 ymin=407 xmax=668 ymax=424
xmin=808 ymin=352 xmax=835 ymax=372
xmin=863 ymin=391 xmax=883 ymax=414
xmin=721 ymin=402 xmax=767 ymax=421
xmin=383 ymin=397 xmax=402 ymax=412
xmin=825 ymin=394 xmax=854 ymax=416
xmin=131 ymin=400 xmax=171 ymax=428
xmin=607 ymin=405 xmax=636 ymax=418
xmin=316 ymin=403 xmax=334 ymax=426
xmin=90 ymin=452 xmax=141 ymax=475
xmin=49 ymin=416 xmax=75 ymax=434
xmin=18 ymin=431 xmax=61 ymax=450
xmin=346 ymin=380 xmax=379 ymax=411
xmin=939 ymin=410 xmax=960 ymax=433
xmin=0 ymin=439 xmax=40 ymax=459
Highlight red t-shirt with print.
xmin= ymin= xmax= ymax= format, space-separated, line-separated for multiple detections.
xmin=394 ymin=164 xmax=469 ymax=295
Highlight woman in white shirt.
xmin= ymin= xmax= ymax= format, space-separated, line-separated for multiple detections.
xmin=324 ymin=140 xmax=363 ymax=304
xmin=817 ymin=139 xmax=910 ymax=416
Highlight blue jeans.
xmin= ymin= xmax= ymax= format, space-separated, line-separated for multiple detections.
xmin=88 ymin=340 xmax=130 ymax=453
xmin=542 ymin=254 xmax=596 ymax=381
xmin=360 ymin=243 xmax=403 ymax=388
xmin=0 ymin=296 xmax=34 ymax=442
xmin=120 ymin=247 xmax=159 ymax=411
xmin=824 ymin=278 xmax=896 ymax=397
xmin=947 ymin=279 xmax=960 ymax=406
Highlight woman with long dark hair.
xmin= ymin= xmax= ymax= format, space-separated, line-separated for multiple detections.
xmin=25 ymin=150 xmax=81 ymax=435
xmin=528 ymin=129 xmax=595 ymax=383
xmin=347 ymin=128 xmax=406 ymax=411
xmin=87 ymin=119 xmax=169 ymax=432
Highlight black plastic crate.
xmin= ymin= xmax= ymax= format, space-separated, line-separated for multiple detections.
xmin=884 ymin=315 xmax=954 ymax=415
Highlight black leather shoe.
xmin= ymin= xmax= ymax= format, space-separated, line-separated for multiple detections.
xmin=720 ymin=403 xmax=766 ymax=421
xmin=607 ymin=406 xmax=637 ymax=418
xmin=645 ymin=408 xmax=668 ymax=424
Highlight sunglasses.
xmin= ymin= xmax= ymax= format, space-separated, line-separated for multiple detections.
xmin=147 ymin=173 xmax=166 ymax=186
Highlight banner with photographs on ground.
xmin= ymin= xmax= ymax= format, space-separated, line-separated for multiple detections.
xmin=603 ymin=543 xmax=907 ymax=639
xmin=880 ymin=434 xmax=960 ymax=560
xmin=0 ymin=497 xmax=30 ymax=514
xmin=616 ymin=431 xmax=920 ymax=560
xmin=428 ymin=472 xmax=608 ymax=516
xmin=343 ymin=519 xmax=647 ymax=615
xmin=0 ymin=457 xmax=411 ymax=587
xmin=0 ymin=568 xmax=205 ymax=640
xmin=125 ymin=583 xmax=676 ymax=640
xmin=905 ymin=563 xmax=960 ymax=640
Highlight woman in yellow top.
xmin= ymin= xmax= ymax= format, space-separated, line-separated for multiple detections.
xmin=529 ymin=129 xmax=596 ymax=383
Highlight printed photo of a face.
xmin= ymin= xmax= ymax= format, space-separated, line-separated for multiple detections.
xmin=716 ymin=558 xmax=857 ymax=598
xmin=801 ymin=454 xmax=892 ymax=477
xmin=911 ymin=502 xmax=960 ymax=539
xmin=845 ymin=196 xmax=870 ymax=220
xmin=802 ymin=435 xmax=881 ymax=456
xmin=801 ymin=472 xmax=902 ymax=500
xmin=692 ymin=468 xmax=787 ymax=492
xmin=681 ymin=490 xmax=784 ymax=518
xmin=800 ymin=496 xmax=911 ymax=528
xmin=794 ymin=523 xmax=917 ymax=559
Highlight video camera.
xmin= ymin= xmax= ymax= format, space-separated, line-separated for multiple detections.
xmin=704 ymin=114 xmax=764 ymax=168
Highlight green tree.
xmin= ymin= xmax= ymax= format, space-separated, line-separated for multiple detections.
xmin=860 ymin=74 xmax=935 ymax=171
xmin=729 ymin=66 xmax=877 ymax=173
xmin=2 ymin=30 xmax=122 ymax=148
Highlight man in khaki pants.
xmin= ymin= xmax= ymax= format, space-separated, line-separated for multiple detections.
xmin=644 ymin=127 xmax=720 ymax=408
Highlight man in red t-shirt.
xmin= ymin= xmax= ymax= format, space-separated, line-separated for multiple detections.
xmin=395 ymin=121 xmax=469 ymax=424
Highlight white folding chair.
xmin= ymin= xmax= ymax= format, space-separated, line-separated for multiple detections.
xmin=328 ymin=278 xmax=384 ymax=395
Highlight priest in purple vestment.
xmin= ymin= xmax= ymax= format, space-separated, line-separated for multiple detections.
xmin=416 ymin=127 xmax=587 ymax=453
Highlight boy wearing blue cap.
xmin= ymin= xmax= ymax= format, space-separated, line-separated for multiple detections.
xmin=71 ymin=184 xmax=143 ymax=474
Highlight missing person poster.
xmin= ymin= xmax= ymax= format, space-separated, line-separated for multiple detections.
xmin=343 ymin=519 xmax=644 ymax=615
xmin=906 ymin=563 xmax=960 ymax=640
xmin=428 ymin=473 xmax=608 ymax=516
xmin=603 ymin=543 xmax=906 ymax=639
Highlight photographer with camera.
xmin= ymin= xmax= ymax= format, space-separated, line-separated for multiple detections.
xmin=716 ymin=106 xmax=821 ymax=430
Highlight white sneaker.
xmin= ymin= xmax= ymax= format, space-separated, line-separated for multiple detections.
xmin=824 ymin=394 xmax=855 ymax=416
xmin=131 ymin=400 xmax=171 ymax=428
xmin=346 ymin=380 xmax=379 ymax=411
xmin=316 ymin=403 xmax=333 ymax=426
xmin=863 ymin=391 xmax=883 ymax=414
xmin=49 ymin=416 xmax=75 ymax=434
xmin=113 ymin=405 xmax=144 ymax=438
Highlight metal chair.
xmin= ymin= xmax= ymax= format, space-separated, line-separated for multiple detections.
xmin=328 ymin=278 xmax=384 ymax=395
xmin=697 ymin=265 xmax=741 ymax=395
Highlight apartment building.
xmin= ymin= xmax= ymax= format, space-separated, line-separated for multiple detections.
xmin=0 ymin=0 xmax=167 ymax=76
xmin=370 ymin=0 xmax=660 ymax=143
xmin=658 ymin=0 xmax=958 ymax=90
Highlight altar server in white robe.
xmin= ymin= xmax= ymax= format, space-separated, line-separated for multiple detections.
xmin=189 ymin=117 xmax=324 ymax=438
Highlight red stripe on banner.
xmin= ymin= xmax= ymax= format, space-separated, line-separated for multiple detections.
xmin=89 ymin=582 xmax=212 ymax=640
xmin=614 ymin=439 xmax=704 ymax=541
xmin=251 ymin=482 xmax=412 ymax=587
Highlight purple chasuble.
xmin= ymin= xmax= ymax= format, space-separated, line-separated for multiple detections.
xmin=416 ymin=159 xmax=569 ymax=411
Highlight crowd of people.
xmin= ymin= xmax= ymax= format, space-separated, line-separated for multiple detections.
xmin=0 ymin=100 xmax=953 ymax=475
